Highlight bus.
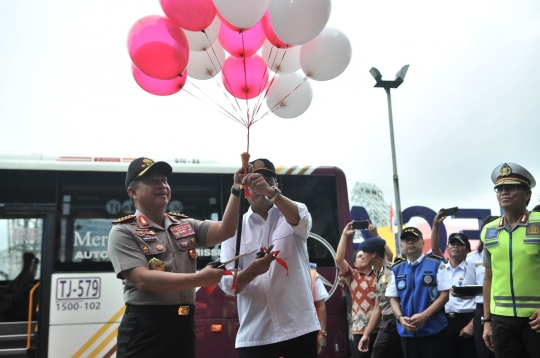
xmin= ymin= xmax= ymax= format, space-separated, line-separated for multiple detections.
xmin=0 ymin=154 xmax=352 ymax=357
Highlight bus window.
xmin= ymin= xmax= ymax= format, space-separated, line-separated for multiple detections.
xmin=0 ymin=217 xmax=42 ymax=281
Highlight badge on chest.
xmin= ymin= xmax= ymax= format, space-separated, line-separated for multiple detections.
xmin=170 ymin=223 xmax=195 ymax=240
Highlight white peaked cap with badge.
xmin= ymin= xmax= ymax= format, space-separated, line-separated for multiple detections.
xmin=491 ymin=162 xmax=536 ymax=189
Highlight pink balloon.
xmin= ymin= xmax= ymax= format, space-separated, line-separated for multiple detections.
xmin=222 ymin=55 xmax=269 ymax=99
xmin=160 ymin=0 xmax=216 ymax=32
xmin=218 ymin=21 xmax=265 ymax=58
xmin=127 ymin=15 xmax=189 ymax=80
xmin=132 ymin=63 xmax=187 ymax=96
xmin=261 ymin=12 xmax=288 ymax=48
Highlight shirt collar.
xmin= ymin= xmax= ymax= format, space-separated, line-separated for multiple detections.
xmin=407 ymin=253 xmax=425 ymax=266
xmin=498 ymin=211 xmax=530 ymax=230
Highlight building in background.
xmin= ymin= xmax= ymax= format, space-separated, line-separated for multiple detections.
xmin=350 ymin=182 xmax=391 ymax=241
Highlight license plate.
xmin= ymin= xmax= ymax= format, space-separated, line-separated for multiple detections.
xmin=56 ymin=277 xmax=101 ymax=300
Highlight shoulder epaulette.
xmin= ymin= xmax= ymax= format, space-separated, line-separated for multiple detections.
xmin=426 ymin=254 xmax=444 ymax=262
xmin=112 ymin=215 xmax=136 ymax=224
xmin=166 ymin=212 xmax=190 ymax=218
xmin=390 ymin=260 xmax=406 ymax=269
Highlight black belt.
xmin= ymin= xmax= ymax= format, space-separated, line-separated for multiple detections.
xmin=382 ymin=314 xmax=395 ymax=320
xmin=446 ymin=312 xmax=474 ymax=319
xmin=126 ymin=304 xmax=195 ymax=316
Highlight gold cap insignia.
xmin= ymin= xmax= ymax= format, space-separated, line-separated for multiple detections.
xmin=141 ymin=158 xmax=154 ymax=168
xmin=527 ymin=224 xmax=540 ymax=235
xmin=500 ymin=163 xmax=512 ymax=177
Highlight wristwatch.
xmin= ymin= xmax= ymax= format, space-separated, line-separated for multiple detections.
xmin=269 ymin=187 xmax=281 ymax=202
xmin=480 ymin=316 xmax=492 ymax=324
xmin=231 ymin=185 xmax=241 ymax=197
xmin=396 ymin=315 xmax=404 ymax=323
xmin=318 ymin=329 xmax=327 ymax=337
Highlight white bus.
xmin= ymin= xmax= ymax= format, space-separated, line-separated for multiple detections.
xmin=0 ymin=154 xmax=352 ymax=357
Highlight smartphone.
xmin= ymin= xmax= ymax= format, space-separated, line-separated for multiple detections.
xmin=352 ymin=220 xmax=370 ymax=230
xmin=441 ymin=207 xmax=459 ymax=217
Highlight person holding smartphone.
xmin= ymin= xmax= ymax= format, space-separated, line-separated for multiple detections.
xmin=336 ymin=221 xmax=379 ymax=358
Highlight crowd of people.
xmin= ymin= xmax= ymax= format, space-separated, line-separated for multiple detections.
xmin=107 ymin=157 xmax=540 ymax=358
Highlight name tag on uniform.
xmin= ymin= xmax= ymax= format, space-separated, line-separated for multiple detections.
xmin=170 ymin=223 xmax=195 ymax=240
xmin=142 ymin=237 xmax=157 ymax=242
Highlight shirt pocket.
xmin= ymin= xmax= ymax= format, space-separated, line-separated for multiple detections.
xmin=175 ymin=235 xmax=197 ymax=251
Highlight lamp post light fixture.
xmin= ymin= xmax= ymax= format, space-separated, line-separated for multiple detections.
xmin=369 ymin=65 xmax=409 ymax=242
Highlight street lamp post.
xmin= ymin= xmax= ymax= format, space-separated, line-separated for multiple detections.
xmin=369 ymin=65 xmax=409 ymax=244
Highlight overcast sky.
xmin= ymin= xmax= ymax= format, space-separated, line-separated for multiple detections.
xmin=1 ymin=0 xmax=540 ymax=222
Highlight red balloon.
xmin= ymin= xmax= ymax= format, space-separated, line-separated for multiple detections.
xmin=128 ymin=15 xmax=189 ymax=80
xmin=160 ymin=0 xmax=216 ymax=32
xmin=261 ymin=12 xmax=289 ymax=48
xmin=218 ymin=21 xmax=265 ymax=58
xmin=132 ymin=63 xmax=187 ymax=96
xmin=222 ymin=55 xmax=269 ymax=99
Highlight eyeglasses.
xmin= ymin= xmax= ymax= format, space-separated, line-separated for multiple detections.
xmin=143 ymin=177 xmax=168 ymax=186
xmin=401 ymin=237 xmax=421 ymax=243
xmin=494 ymin=185 xmax=525 ymax=194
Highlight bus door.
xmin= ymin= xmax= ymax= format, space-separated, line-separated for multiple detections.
xmin=0 ymin=203 xmax=56 ymax=357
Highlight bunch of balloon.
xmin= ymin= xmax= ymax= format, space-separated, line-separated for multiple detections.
xmin=127 ymin=0 xmax=352 ymax=126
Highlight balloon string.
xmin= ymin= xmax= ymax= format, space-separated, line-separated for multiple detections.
xmin=252 ymin=44 xmax=289 ymax=121
xmin=240 ymin=30 xmax=250 ymax=124
xmin=183 ymin=82 xmax=244 ymax=125
xmin=255 ymin=75 xmax=309 ymax=121
xmin=205 ymin=35 xmax=249 ymax=128
xmin=202 ymin=48 xmax=247 ymax=126
xmin=250 ymin=39 xmax=278 ymax=122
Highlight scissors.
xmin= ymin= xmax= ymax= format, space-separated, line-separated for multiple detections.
xmin=206 ymin=248 xmax=258 ymax=269
xmin=255 ymin=245 xmax=274 ymax=258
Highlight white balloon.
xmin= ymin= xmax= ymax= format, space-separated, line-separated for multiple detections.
xmin=300 ymin=27 xmax=352 ymax=81
xmin=213 ymin=0 xmax=269 ymax=29
xmin=184 ymin=15 xmax=221 ymax=51
xmin=269 ymin=0 xmax=331 ymax=46
xmin=261 ymin=40 xmax=300 ymax=74
xmin=187 ymin=42 xmax=226 ymax=80
xmin=266 ymin=72 xmax=312 ymax=118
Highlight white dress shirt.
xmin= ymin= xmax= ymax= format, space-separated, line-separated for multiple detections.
xmin=444 ymin=260 xmax=476 ymax=313
xmin=385 ymin=254 xmax=451 ymax=297
xmin=219 ymin=202 xmax=320 ymax=348
xmin=313 ymin=273 xmax=329 ymax=302
xmin=465 ymin=250 xmax=486 ymax=304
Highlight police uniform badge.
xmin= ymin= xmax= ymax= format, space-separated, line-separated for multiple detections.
xmin=142 ymin=245 xmax=150 ymax=254
xmin=397 ymin=280 xmax=406 ymax=290
xmin=138 ymin=215 xmax=150 ymax=227
xmin=526 ymin=223 xmax=540 ymax=237
xmin=148 ymin=257 xmax=165 ymax=271
xmin=500 ymin=163 xmax=512 ymax=176
xmin=170 ymin=223 xmax=195 ymax=240
xmin=423 ymin=275 xmax=433 ymax=285
xmin=189 ymin=249 xmax=197 ymax=260
xmin=485 ymin=228 xmax=499 ymax=240
xmin=380 ymin=274 xmax=387 ymax=283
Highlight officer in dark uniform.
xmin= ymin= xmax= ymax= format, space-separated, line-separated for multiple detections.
xmin=358 ymin=237 xmax=404 ymax=358
xmin=385 ymin=227 xmax=451 ymax=358
xmin=108 ymin=157 xmax=244 ymax=358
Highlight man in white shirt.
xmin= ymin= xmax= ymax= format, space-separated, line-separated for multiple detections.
xmin=311 ymin=268 xmax=329 ymax=355
xmin=443 ymin=233 xmax=477 ymax=358
xmin=219 ymin=158 xmax=320 ymax=358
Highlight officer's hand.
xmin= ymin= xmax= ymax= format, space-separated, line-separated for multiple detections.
xmin=529 ymin=308 xmax=540 ymax=332
xmin=358 ymin=334 xmax=370 ymax=352
xmin=409 ymin=312 xmax=428 ymax=328
xmin=317 ymin=334 xmax=326 ymax=355
xmin=400 ymin=316 xmax=417 ymax=333
xmin=233 ymin=165 xmax=251 ymax=191
xmin=459 ymin=322 xmax=473 ymax=338
xmin=483 ymin=322 xmax=495 ymax=352
xmin=196 ymin=264 xmax=225 ymax=287
xmin=247 ymin=247 xmax=275 ymax=277
xmin=433 ymin=209 xmax=446 ymax=227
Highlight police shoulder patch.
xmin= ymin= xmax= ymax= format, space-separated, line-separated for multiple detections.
xmin=167 ymin=212 xmax=190 ymax=218
xmin=390 ymin=260 xmax=406 ymax=269
xmin=112 ymin=215 xmax=136 ymax=224
xmin=439 ymin=264 xmax=446 ymax=271
xmin=425 ymin=255 xmax=443 ymax=263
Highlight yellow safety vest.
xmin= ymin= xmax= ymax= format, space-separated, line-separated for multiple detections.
xmin=481 ymin=212 xmax=540 ymax=317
